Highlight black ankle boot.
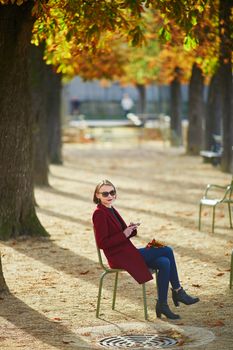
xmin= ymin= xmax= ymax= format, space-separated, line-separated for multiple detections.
xmin=156 ymin=301 xmax=180 ymax=319
xmin=172 ymin=287 xmax=200 ymax=307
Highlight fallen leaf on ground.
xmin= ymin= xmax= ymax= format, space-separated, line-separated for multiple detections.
xmin=214 ymin=302 xmax=224 ymax=308
xmin=204 ymin=320 xmax=225 ymax=327
xmin=174 ymin=211 xmax=193 ymax=216
xmin=53 ymin=317 xmax=62 ymax=321
xmin=178 ymin=339 xmax=185 ymax=346
xmin=80 ymin=270 xmax=89 ymax=275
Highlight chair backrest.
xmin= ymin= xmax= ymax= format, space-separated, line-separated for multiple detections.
xmin=96 ymin=244 xmax=108 ymax=270
xmin=229 ymin=177 xmax=233 ymax=200
xmin=223 ymin=177 xmax=233 ymax=202
xmin=93 ymin=230 xmax=109 ymax=271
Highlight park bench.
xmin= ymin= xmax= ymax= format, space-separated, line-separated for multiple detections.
xmin=200 ymin=134 xmax=222 ymax=166
xmin=200 ymin=150 xmax=222 ymax=166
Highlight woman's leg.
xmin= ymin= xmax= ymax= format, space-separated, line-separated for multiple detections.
xmin=160 ymin=246 xmax=181 ymax=290
xmin=139 ymin=246 xmax=181 ymax=300
xmin=139 ymin=247 xmax=182 ymax=319
xmin=153 ymin=256 xmax=170 ymax=303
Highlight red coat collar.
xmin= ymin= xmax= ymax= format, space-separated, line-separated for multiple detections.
xmin=96 ymin=203 xmax=127 ymax=230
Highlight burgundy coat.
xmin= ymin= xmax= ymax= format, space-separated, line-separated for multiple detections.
xmin=92 ymin=203 xmax=153 ymax=284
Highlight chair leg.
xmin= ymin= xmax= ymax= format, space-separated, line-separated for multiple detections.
xmin=228 ymin=203 xmax=233 ymax=228
xmin=212 ymin=206 xmax=216 ymax=233
xmin=142 ymin=283 xmax=148 ymax=320
xmin=112 ymin=272 xmax=119 ymax=310
xmin=230 ymin=251 xmax=233 ymax=289
xmin=198 ymin=203 xmax=202 ymax=230
xmin=96 ymin=271 xmax=108 ymax=317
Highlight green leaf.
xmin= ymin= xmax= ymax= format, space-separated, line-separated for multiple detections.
xmin=158 ymin=27 xmax=171 ymax=42
xmin=183 ymin=36 xmax=198 ymax=51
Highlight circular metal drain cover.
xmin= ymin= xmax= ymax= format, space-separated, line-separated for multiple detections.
xmin=99 ymin=334 xmax=178 ymax=348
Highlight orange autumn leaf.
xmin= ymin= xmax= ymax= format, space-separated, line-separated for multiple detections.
xmin=205 ymin=320 xmax=225 ymax=327
xmin=146 ymin=238 xmax=166 ymax=248
xmin=178 ymin=339 xmax=185 ymax=346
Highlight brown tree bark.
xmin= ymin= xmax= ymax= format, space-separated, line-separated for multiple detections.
xmin=187 ymin=63 xmax=205 ymax=155
xmin=136 ymin=83 xmax=146 ymax=117
xmin=205 ymin=69 xmax=222 ymax=150
xmin=219 ymin=0 xmax=233 ymax=173
xmin=0 ymin=4 xmax=49 ymax=239
xmin=0 ymin=252 xmax=9 ymax=294
xmin=30 ymin=44 xmax=50 ymax=186
xmin=170 ymin=67 xmax=183 ymax=146
xmin=46 ymin=66 xmax=63 ymax=165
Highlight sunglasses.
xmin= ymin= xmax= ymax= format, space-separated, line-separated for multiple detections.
xmin=99 ymin=190 xmax=116 ymax=197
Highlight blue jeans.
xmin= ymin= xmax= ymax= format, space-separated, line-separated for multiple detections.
xmin=138 ymin=246 xmax=181 ymax=303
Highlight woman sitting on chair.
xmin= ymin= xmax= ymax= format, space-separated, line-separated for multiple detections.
xmin=92 ymin=179 xmax=199 ymax=319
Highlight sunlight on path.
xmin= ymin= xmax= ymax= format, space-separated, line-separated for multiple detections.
xmin=0 ymin=141 xmax=232 ymax=350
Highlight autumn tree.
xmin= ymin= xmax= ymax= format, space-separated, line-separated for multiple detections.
xmin=46 ymin=66 xmax=63 ymax=165
xmin=187 ymin=63 xmax=205 ymax=153
xmin=43 ymin=1 xmax=232 ymax=161
xmin=0 ymin=0 xmax=147 ymax=241
xmin=205 ymin=71 xmax=222 ymax=150
xmin=218 ymin=0 xmax=232 ymax=172
xmin=0 ymin=2 xmax=49 ymax=240
xmin=147 ymin=0 xmax=233 ymax=171
xmin=0 ymin=0 xmax=149 ymax=293
xmin=0 ymin=252 xmax=8 ymax=293
xmin=30 ymin=44 xmax=50 ymax=186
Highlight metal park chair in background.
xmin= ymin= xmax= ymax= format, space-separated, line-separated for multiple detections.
xmin=198 ymin=177 xmax=233 ymax=233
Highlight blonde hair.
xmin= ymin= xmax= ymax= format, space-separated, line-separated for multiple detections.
xmin=93 ymin=179 xmax=116 ymax=204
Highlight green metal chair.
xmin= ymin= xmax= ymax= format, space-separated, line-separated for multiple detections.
xmin=230 ymin=250 xmax=233 ymax=289
xmin=95 ymin=244 xmax=158 ymax=320
xmin=199 ymin=178 xmax=233 ymax=233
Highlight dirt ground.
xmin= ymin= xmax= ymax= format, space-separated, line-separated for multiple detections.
xmin=0 ymin=138 xmax=233 ymax=350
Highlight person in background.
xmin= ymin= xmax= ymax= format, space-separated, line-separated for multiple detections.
xmin=121 ymin=93 xmax=134 ymax=117
xmin=70 ymin=98 xmax=81 ymax=116
xmin=92 ymin=179 xmax=199 ymax=320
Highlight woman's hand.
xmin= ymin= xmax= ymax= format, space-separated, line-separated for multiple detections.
xmin=129 ymin=222 xmax=140 ymax=227
xmin=123 ymin=224 xmax=138 ymax=238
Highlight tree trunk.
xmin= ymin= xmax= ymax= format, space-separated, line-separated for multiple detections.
xmin=187 ymin=63 xmax=205 ymax=155
xmin=136 ymin=83 xmax=146 ymax=116
xmin=0 ymin=4 xmax=49 ymax=240
xmin=0 ymin=252 xmax=9 ymax=294
xmin=170 ymin=67 xmax=183 ymax=146
xmin=30 ymin=44 xmax=50 ymax=186
xmin=205 ymin=69 xmax=222 ymax=150
xmin=219 ymin=0 xmax=233 ymax=173
xmin=46 ymin=66 xmax=63 ymax=165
